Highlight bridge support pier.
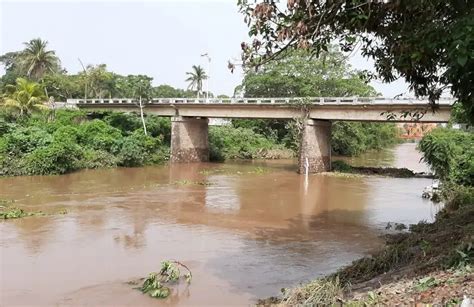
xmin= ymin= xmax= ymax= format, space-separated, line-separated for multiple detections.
xmin=171 ymin=116 xmax=209 ymax=163
xmin=298 ymin=119 xmax=332 ymax=174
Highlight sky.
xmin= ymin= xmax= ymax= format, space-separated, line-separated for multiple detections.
xmin=0 ymin=0 xmax=409 ymax=97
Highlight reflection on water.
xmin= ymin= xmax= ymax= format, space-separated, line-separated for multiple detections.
xmin=335 ymin=142 xmax=430 ymax=173
xmin=0 ymin=143 xmax=440 ymax=305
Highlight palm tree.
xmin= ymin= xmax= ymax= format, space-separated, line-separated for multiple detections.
xmin=19 ymin=38 xmax=60 ymax=81
xmin=185 ymin=65 xmax=207 ymax=98
xmin=2 ymin=78 xmax=48 ymax=116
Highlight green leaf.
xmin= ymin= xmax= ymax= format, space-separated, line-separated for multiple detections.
xmin=457 ymin=55 xmax=468 ymax=66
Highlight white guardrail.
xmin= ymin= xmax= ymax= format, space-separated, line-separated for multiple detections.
xmin=67 ymin=97 xmax=455 ymax=105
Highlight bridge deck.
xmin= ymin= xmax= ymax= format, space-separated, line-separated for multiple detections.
xmin=68 ymin=97 xmax=453 ymax=122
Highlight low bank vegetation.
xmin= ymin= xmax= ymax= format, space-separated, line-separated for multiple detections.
xmin=0 ymin=110 xmax=170 ymax=176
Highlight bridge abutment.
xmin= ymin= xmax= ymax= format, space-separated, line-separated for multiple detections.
xmin=171 ymin=116 xmax=209 ymax=163
xmin=298 ymin=119 xmax=332 ymax=174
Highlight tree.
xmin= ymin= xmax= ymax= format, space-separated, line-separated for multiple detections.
xmin=237 ymin=0 xmax=474 ymax=122
xmin=2 ymin=78 xmax=47 ymax=116
xmin=116 ymin=74 xmax=153 ymax=135
xmin=41 ymin=73 xmax=82 ymax=101
xmin=241 ymin=49 xmax=377 ymax=97
xmin=115 ymin=75 xmax=153 ymax=98
xmin=79 ymin=64 xmax=116 ymax=99
xmin=185 ymin=65 xmax=207 ymax=98
xmin=18 ymin=38 xmax=60 ymax=81
xmin=152 ymin=85 xmax=195 ymax=98
xmin=0 ymin=52 xmax=23 ymax=91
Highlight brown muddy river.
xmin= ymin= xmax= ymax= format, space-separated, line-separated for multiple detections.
xmin=0 ymin=143 xmax=440 ymax=306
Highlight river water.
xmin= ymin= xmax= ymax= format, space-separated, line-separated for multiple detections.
xmin=0 ymin=143 xmax=440 ymax=306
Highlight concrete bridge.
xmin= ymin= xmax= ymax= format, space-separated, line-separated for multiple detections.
xmin=68 ymin=97 xmax=453 ymax=173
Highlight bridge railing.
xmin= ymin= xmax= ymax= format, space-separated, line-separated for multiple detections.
xmin=67 ymin=97 xmax=455 ymax=105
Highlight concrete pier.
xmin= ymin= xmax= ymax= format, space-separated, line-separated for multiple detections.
xmin=170 ymin=116 xmax=209 ymax=162
xmin=298 ymin=120 xmax=332 ymax=173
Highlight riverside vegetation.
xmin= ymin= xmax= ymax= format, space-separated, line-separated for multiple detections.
xmin=0 ymin=108 xmax=399 ymax=176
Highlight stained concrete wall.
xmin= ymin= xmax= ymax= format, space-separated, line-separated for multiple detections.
xmin=75 ymin=103 xmax=452 ymax=123
xmin=298 ymin=120 xmax=332 ymax=173
xmin=170 ymin=116 xmax=209 ymax=162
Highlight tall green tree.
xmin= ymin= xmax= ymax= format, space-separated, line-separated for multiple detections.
xmin=79 ymin=64 xmax=116 ymax=99
xmin=241 ymin=49 xmax=377 ymax=97
xmin=152 ymin=84 xmax=195 ymax=98
xmin=2 ymin=78 xmax=47 ymax=116
xmin=18 ymin=38 xmax=60 ymax=81
xmin=115 ymin=75 xmax=153 ymax=98
xmin=237 ymin=0 xmax=474 ymax=122
xmin=185 ymin=65 xmax=207 ymax=98
xmin=41 ymin=73 xmax=82 ymax=101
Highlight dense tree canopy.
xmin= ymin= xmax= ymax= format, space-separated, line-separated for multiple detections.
xmin=239 ymin=49 xmax=377 ymax=97
xmin=237 ymin=0 xmax=473 ymax=122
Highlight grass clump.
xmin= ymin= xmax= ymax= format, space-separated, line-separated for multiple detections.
xmin=281 ymin=277 xmax=344 ymax=305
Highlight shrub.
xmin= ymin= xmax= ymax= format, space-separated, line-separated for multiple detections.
xmin=3 ymin=126 xmax=53 ymax=155
xmin=419 ymin=128 xmax=473 ymax=185
xmin=331 ymin=122 xmax=368 ymax=156
xmin=209 ymin=126 xmax=281 ymax=160
xmin=104 ymin=112 xmax=142 ymax=134
xmin=146 ymin=116 xmax=171 ymax=142
xmin=78 ymin=149 xmax=119 ymax=169
xmin=113 ymin=131 xmax=162 ymax=167
xmin=331 ymin=122 xmax=398 ymax=156
xmin=52 ymin=126 xmax=80 ymax=143
xmin=77 ymin=119 xmax=122 ymax=152
xmin=23 ymin=140 xmax=83 ymax=175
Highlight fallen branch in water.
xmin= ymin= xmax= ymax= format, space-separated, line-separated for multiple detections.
xmin=133 ymin=260 xmax=192 ymax=299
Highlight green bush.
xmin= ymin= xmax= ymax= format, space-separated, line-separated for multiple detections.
xmin=146 ymin=116 xmax=171 ymax=142
xmin=52 ymin=126 xmax=80 ymax=143
xmin=0 ymin=110 xmax=170 ymax=176
xmin=77 ymin=119 xmax=122 ymax=152
xmin=209 ymin=126 xmax=281 ymax=160
xmin=104 ymin=112 xmax=142 ymax=134
xmin=78 ymin=149 xmax=119 ymax=169
xmin=23 ymin=140 xmax=83 ymax=175
xmin=3 ymin=126 xmax=53 ymax=154
xmin=419 ymin=128 xmax=473 ymax=185
xmin=331 ymin=122 xmax=398 ymax=156
xmin=113 ymin=130 xmax=163 ymax=167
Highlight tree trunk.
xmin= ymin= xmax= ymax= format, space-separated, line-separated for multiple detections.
xmin=139 ymin=96 xmax=147 ymax=135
